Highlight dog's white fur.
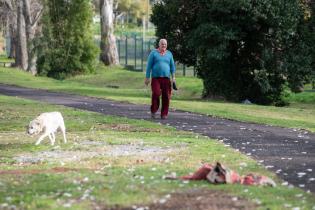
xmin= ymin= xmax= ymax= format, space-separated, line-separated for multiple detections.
xmin=27 ymin=112 xmax=67 ymax=145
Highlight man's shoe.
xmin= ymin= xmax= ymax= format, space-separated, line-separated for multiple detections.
xmin=161 ymin=115 xmax=167 ymax=120
xmin=151 ymin=113 xmax=157 ymax=119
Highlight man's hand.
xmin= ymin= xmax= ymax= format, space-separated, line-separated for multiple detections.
xmin=144 ymin=78 xmax=150 ymax=86
xmin=171 ymin=76 xmax=177 ymax=90
xmin=171 ymin=76 xmax=176 ymax=84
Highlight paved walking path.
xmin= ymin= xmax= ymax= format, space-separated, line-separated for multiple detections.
xmin=0 ymin=83 xmax=315 ymax=193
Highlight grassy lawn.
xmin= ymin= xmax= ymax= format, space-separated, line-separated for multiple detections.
xmin=286 ymin=84 xmax=315 ymax=109
xmin=0 ymin=55 xmax=14 ymax=63
xmin=0 ymin=95 xmax=314 ymax=209
xmin=0 ymin=65 xmax=314 ymax=132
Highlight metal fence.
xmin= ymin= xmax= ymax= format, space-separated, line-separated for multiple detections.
xmin=116 ymin=36 xmax=154 ymax=72
xmin=5 ymin=34 xmax=197 ymax=76
xmin=116 ymin=35 xmax=196 ymax=77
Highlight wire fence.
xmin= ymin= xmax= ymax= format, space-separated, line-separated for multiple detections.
xmin=116 ymin=35 xmax=153 ymax=72
xmin=115 ymin=35 xmax=196 ymax=77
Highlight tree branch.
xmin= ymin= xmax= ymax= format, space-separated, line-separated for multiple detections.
xmin=31 ymin=6 xmax=43 ymax=27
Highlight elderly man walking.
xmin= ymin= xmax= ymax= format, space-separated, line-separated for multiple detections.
xmin=145 ymin=39 xmax=176 ymax=119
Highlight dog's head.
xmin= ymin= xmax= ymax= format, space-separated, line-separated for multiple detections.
xmin=207 ymin=162 xmax=227 ymax=184
xmin=27 ymin=119 xmax=42 ymax=135
xmin=206 ymin=162 xmax=241 ymax=184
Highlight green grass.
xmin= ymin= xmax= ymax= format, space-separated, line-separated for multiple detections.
xmin=0 ymin=95 xmax=314 ymax=209
xmin=0 ymin=65 xmax=314 ymax=132
xmin=286 ymin=85 xmax=315 ymax=108
xmin=0 ymin=55 xmax=14 ymax=63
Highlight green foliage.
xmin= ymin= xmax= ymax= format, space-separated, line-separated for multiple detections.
xmin=115 ymin=0 xmax=151 ymax=24
xmin=37 ymin=0 xmax=98 ymax=79
xmin=284 ymin=1 xmax=315 ymax=93
xmin=151 ymin=0 xmax=313 ymax=105
xmin=306 ymin=2 xmax=315 ymax=88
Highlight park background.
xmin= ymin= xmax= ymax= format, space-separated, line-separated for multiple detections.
xmin=0 ymin=0 xmax=315 ymax=209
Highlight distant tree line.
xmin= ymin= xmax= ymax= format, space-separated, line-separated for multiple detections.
xmin=152 ymin=0 xmax=315 ymax=105
xmin=0 ymin=0 xmax=152 ymax=79
xmin=93 ymin=0 xmax=151 ymax=26
xmin=0 ymin=0 xmax=119 ymax=79
xmin=0 ymin=0 xmax=43 ymax=74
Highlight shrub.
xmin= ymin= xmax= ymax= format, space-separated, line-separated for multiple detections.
xmin=37 ymin=0 xmax=98 ymax=79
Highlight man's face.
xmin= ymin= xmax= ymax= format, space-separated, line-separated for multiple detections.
xmin=159 ymin=41 xmax=167 ymax=51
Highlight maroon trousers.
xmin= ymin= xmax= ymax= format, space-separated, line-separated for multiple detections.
xmin=151 ymin=77 xmax=172 ymax=117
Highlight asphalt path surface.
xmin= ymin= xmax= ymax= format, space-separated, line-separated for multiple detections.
xmin=0 ymin=83 xmax=314 ymax=193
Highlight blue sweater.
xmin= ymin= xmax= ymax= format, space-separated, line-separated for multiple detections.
xmin=146 ymin=49 xmax=176 ymax=78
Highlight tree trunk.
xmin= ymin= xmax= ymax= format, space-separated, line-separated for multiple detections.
xmin=100 ymin=0 xmax=119 ymax=65
xmin=0 ymin=32 xmax=3 ymax=55
xmin=1 ymin=0 xmax=17 ymax=59
xmin=15 ymin=0 xmax=28 ymax=70
xmin=9 ymin=28 xmax=16 ymax=59
xmin=23 ymin=0 xmax=38 ymax=75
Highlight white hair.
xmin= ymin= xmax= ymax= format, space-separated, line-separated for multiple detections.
xmin=159 ymin=39 xmax=167 ymax=45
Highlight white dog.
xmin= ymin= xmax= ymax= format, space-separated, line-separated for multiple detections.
xmin=27 ymin=112 xmax=67 ymax=145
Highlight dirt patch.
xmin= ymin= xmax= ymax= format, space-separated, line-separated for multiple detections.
xmin=13 ymin=150 xmax=101 ymax=163
xmin=0 ymin=167 xmax=80 ymax=175
xmin=107 ymin=145 xmax=174 ymax=157
xmin=107 ymin=188 xmax=257 ymax=210
xmin=94 ymin=123 xmax=163 ymax=132
xmin=13 ymin=141 xmax=182 ymax=164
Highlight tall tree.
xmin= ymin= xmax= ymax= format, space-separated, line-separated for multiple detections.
xmin=0 ymin=0 xmax=16 ymax=58
xmin=114 ymin=0 xmax=150 ymax=25
xmin=8 ymin=15 xmax=17 ymax=59
xmin=15 ymin=0 xmax=28 ymax=70
xmin=152 ymin=0 xmax=312 ymax=105
xmin=37 ymin=0 xmax=98 ymax=79
xmin=100 ymin=0 xmax=119 ymax=65
xmin=23 ymin=0 xmax=43 ymax=74
xmin=307 ymin=1 xmax=315 ymax=88
xmin=1 ymin=0 xmax=42 ymax=73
